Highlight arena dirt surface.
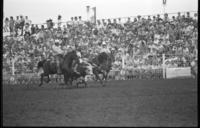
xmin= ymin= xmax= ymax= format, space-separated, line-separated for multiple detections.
xmin=3 ymin=78 xmax=197 ymax=126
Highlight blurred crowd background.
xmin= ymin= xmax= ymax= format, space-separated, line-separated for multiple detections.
xmin=3 ymin=11 xmax=198 ymax=77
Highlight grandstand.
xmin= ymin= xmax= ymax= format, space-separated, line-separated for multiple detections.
xmin=3 ymin=11 xmax=198 ymax=84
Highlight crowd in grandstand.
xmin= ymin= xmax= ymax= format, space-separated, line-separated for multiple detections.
xmin=3 ymin=12 xmax=198 ymax=74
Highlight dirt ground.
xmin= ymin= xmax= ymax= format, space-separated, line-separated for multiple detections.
xmin=3 ymin=78 xmax=197 ymax=126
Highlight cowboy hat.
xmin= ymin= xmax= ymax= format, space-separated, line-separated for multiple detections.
xmin=102 ymin=41 xmax=106 ymax=45
xmin=55 ymin=39 xmax=59 ymax=42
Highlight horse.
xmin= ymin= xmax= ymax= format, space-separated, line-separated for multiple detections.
xmin=60 ymin=50 xmax=79 ymax=86
xmin=37 ymin=51 xmax=78 ymax=86
xmin=37 ymin=50 xmax=94 ymax=87
xmin=37 ymin=56 xmax=63 ymax=86
xmin=90 ymin=51 xmax=115 ymax=86
xmin=58 ymin=50 xmax=93 ymax=86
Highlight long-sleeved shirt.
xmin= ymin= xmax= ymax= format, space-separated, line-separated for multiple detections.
xmin=52 ymin=45 xmax=64 ymax=55
xmin=100 ymin=47 xmax=111 ymax=53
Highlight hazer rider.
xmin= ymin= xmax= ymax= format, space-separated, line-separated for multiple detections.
xmin=51 ymin=39 xmax=64 ymax=74
xmin=52 ymin=39 xmax=81 ymax=74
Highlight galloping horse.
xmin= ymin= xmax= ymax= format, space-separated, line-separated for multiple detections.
xmin=37 ymin=54 xmax=64 ymax=86
xmin=61 ymin=50 xmax=94 ymax=86
xmin=37 ymin=51 xmax=93 ymax=87
xmin=90 ymin=51 xmax=115 ymax=86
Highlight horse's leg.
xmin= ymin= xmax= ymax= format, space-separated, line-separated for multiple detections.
xmin=103 ymin=71 xmax=108 ymax=81
xmin=83 ymin=78 xmax=87 ymax=88
xmin=63 ymin=73 xmax=68 ymax=85
xmin=55 ymin=74 xmax=58 ymax=83
xmin=83 ymin=76 xmax=88 ymax=88
xmin=58 ymin=74 xmax=62 ymax=82
xmin=76 ymin=78 xmax=79 ymax=88
xmin=39 ymin=73 xmax=44 ymax=86
xmin=65 ymin=73 xmax=73 ymax=86
xmin=46 ymin=75 xmax=50 ymax=83
xmin=102 ymin=72 xmax=107 ymax=86
xmin=69 ymin=77 xmax=73 ymax=86
xmin=57 ymin=74 xmax=64 ymax=85
xmin=56 ymin=74 xmax=61 ymax=83
xmin=93 ymin=74 xmax=98 ymax=81
xmin=93 ymin=73 xmax=98 ymax=81
xmin=95 ymin=73 xmax=103 ymax=85
xmin=104 ymin=71 xmax=109 ymax=83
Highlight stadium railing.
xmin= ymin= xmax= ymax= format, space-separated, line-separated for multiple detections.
xmin=3 ymin=53 xmax=197 ymax=85
xmin=108 ymin=53 xmax=197 ymax=80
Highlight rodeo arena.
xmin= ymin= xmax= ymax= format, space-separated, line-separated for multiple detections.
xmin=3 ymin=1 xmax=198 ymax=126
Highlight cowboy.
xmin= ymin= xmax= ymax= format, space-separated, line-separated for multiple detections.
xmin=100 ymin=41 xmax=111 ymax=54
xmin=19 ymin=15 xmax=25 ymax=36
xmin=52 ymin=39 xmax=64 ymax=74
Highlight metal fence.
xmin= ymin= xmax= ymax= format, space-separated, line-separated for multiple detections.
xmin=3 ymin=53 xmax=196 ymax=85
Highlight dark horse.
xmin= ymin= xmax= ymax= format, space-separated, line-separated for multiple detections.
xmin=37 ymin=54 xmax=64 ymax=86
xmin=61 ymin=50 xmax=93 ymax=86
xmin=60 ymin=50 xmax=80 ymax=86
xmin=37 ymin=50 xmax=96 ymax=87
xmin=90 ymin=51 xmax=115 ymax=86
xmin=37 ymin=51 xmax=79 ymax=86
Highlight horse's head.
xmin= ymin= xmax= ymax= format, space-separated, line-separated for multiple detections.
xmin=71 ymin=50 xmax=80 ymax=63
xmin=62 ymin=50 xmax=80 ymax=72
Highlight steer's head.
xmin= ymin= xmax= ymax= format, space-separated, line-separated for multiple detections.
xmin=80 ymin=61 xmax=94 ymax=76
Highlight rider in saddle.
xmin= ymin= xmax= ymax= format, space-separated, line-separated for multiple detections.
xmin=52 ymin=39 xmax=64 ymax=74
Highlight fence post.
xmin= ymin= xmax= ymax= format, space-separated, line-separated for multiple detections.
xmin=162 ymin=54 xmax=165 ymax=79
xmin=122 ymin=55 xmax=125 ymax=69
xmin=11 ymin=57 xmax=15 ymax=76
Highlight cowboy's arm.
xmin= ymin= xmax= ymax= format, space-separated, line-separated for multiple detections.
xmin=52 ymin=45 xmax=64 ymax=54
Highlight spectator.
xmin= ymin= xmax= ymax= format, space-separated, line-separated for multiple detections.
xmin=164 ymin=13 xmax=170 ymax=22
xmin=35 ymin=24 xmax=40 ymax=33
xmin=4 ymin=17 xmax=10 ymax=32
xmin=57 ymin=15 xmax=62 ymax=28
xmin=74 ymin=16 xmax=78 ymax=25
xmin=176 ymin=12 xmax=181 ymax=21
xmin=31 ymin=24 xmax=36 ymax=35
xmin=24 ymin=23 xmax=31 ymax=38
xmin=78 ymin=16 xmax=83 ymax=25
xmin=9 ymin=16 xmax=15 ymax=36
xmin=25 ymin=16 xmax=31 ymax=26
xmin=19 ymin=15 xmax=25 ymax=36
xmin=15 ymin=16 xmax=21 ymax=36
xmin=68 ymin=17 xmax=74 ymax=26
xmin=2 ymin=11 xmax=198 ymax=76
xmin=46 ymin=19 xmax=54 ymax=29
